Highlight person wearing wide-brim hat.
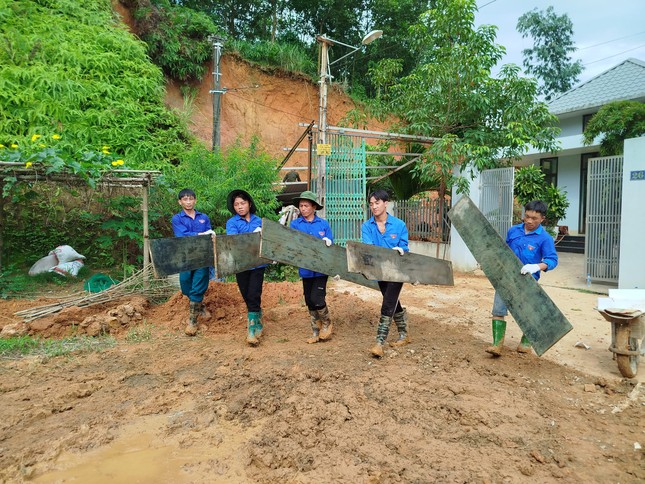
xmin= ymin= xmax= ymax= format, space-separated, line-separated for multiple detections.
xmin=226 ymin=189 xmax=266 ymax=346
xmin=289 ymin=190 xmax=335 ymax=343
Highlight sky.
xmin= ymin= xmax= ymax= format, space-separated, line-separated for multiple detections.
xmin=474 ymin=0 xmax=645 ymax=85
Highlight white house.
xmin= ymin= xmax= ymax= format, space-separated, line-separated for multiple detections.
xmin=519 ymin=58 xmax=645 ymax=235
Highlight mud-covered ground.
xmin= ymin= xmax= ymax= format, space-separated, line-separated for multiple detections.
xmin=0 ymin=274 xmax=643 ymax=483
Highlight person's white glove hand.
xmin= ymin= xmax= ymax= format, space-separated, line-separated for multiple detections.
xmin=253 ymin=227 xmax=262 ymax=233
xmin=332 ymin=274 xmax=341 ymax=281
xmin=200 ymin=229 xmax=215 ymax=235
xmin=392 ymin=247 xmax=405 ymax=256
xmin=322 ymin=237 xmax=332 ymax=247
xmin=521 ymin=263 xmax=541 ymax=275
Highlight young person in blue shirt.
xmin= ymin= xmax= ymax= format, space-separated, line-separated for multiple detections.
xmin=226 ymin=189 xmax=266 ymax=346
xmin=171 ymin=188 xmax=214 ymax=336
xmin=290 ymin=191 xmax=335 ymax=343
xmin=487 ymin=200 xmax=558 ymax=356
xmin=362 ymin=189 xmax=410 ymax=357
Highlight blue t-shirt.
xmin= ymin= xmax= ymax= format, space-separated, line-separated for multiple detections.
xmin=362 ymin=214 xmax=409 ymax=252
xmin=171 ymin=210 xmax=212 ymax=237
xmin=506 ymin=223 xmax=558 ymax=280
xmin=290 ymin=215 xmax=333 ymax=278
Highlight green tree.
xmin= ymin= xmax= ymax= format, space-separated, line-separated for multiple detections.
xmin=372 ymin=0 xmax=559 ymax=197
xmin=516 ymin=6 xmax=583 ymax=101
xmin=582 ymin=101 xmax=645 ymax=155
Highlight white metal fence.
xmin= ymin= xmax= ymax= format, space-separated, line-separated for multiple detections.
xmin=585 ymin=156 xmax=623 ymax=283
xmin=480 ymin=167 xmax=515 ymax=238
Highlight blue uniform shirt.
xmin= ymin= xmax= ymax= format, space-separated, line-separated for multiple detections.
xmin=362 ymin=214 xmax=409 ymax=252
xmin=172 ymin=210 xmax=212 ymax=237
xmin=506 ymin=223 xmax=558 ymax=281
xmin=290 ymin=215 xmax=334 ymax=278
xmin=226 ymin=213 xmax=262 ymax=235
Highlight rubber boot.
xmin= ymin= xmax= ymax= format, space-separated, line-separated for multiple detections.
xmin=370 ymin=315 xmax=392 ymax=357
xmin=307 ymin=310 xmax=321 ymax=344
xmin=318 ymin=306 xmax=333 ymax=341
xmin=254 ymin=310 xmax=264 ymax=338
xmin=246 ymin=312 xmax=261 ymax=346
xmin=185 ymin=301 xmax=199 ymax=336
xmin=485 ymin=319 xmax=506 ymax=356
xmin=199 ymin=302 xmax=212 ymax=322
xmin=517 ymin=334 xmax=532 ymax=353
xmin=390 ymin=309 xmax=410 ymax=347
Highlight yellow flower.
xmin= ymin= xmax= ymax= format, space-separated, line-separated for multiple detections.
xmin=102 ymin=149 xmax=111 ymax=155
xmin=0 ymin=144 xmax=4 ymax=149
xmin=11 ymin=143 xmax=18 ymax=149
xmin=116 ymin=159 xmax=124 ymax=166
xmin=25 ymin=162 xmax=33 ymax=168
xmin=31 ymin=134 xmax=41 ymax=142
xmin=52 ymin=134 xmax=61 ymax=140
xmin=111 ymin=161 xmax=118 ymax=166
xmin=102 ymin=145 xmax=109 ymax=150
xmin=38 ymin=143 xmax=46 ymax=148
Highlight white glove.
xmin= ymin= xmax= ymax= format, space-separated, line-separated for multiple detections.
xmin=322 ymin=237 xmax=332 ymax=247
xmin=521 ymin=263 xmax=541 ymax=275
xmin=200 ymin=229 xmax=215 ymax=235
xmin=253 ymin=227 xmax=262 ymax=233
xmin=392 ymin=247 xmax=405 ymax=256
xmin=332 ymin=274 xmax=341 ymax=281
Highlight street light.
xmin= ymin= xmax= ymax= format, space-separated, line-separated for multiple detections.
xmin=315 ymin=30 xmax=383 ymax=216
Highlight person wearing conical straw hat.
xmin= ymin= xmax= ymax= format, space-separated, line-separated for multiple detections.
xmin=290 ymin=190 xmax=335 ymax=344
xmin=226 ymin=189 xmax=267 ymax=346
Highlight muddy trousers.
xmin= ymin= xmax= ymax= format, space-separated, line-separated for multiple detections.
xmin=235 ymin=267 xmax=265 ymax=312
xmin=377 ymin=281 xmax=404 ymax=317
xmin=179 ymin=268 xmax=210 ymax=303
xmin=302 ymin=275 xmax=329 ymax=311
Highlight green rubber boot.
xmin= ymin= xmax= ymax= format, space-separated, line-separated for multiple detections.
xmin=517 ymin=334 xmax=532 ymax=353
xmin=370 ymin=315 xmax=392 ymax=357
xmin=390 ymin=308 xmax=410 ymax=347
xmin=246 ymin=312 xmax=261 ymax=346
xmin=485 ymin=319 xmax=506 ymax=356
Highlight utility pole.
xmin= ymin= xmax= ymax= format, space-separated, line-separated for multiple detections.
xmin=316 ymin=36 xmax=332 ymax=217
xmin=209 ymin=36 xmax=225 ymax=150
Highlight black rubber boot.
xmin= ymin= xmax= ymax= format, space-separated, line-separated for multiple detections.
xmin=390 ymin=309 xmax=410 ymax=347
xmin=318 ymin=306 xmax=333 ymax=341
xmin=370 ymin=315 xmax=392 ymax=357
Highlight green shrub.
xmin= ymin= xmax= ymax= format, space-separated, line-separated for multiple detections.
xmin=514 ymin=165 xmax=570 ymax=228
xmin=227 ymin=40 xmax=317 ymax=79
xmin=126 ymin=0 xmax=220 ymax=82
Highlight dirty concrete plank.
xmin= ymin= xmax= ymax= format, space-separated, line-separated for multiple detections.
xmin=448 ymin=196 xmax=573 ymax=356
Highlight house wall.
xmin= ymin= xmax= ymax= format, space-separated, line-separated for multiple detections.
xmin=557 ymin=154 xmax=581 ymax=233
xmin=559 ymin=116 xmax=582 ymax=137
xmin=618 ymin=136 xmax=645 ymax=289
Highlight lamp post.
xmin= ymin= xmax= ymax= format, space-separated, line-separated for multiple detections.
xmin=315 ymin=30 xmax=383 ymax=216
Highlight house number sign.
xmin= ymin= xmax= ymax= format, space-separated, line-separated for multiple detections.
xmin=630 ymin=170 xmax=645 ymax=181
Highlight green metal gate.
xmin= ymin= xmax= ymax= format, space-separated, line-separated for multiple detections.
xmin=322 ymin=133 xmax=366 ymax=246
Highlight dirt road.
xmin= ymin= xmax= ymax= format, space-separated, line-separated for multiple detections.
xmin=0 ymin=274 xmax=643 ymax=482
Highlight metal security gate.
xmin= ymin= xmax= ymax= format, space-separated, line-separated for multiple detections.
xmin=586 ymin=156 xmax=622 ymax=283
xmin=480 ymin=167 xmax=515 ymax=238
xmin=321 ymin=133 xmax=366 ymax=246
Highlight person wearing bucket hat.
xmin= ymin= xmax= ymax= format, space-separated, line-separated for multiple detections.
xmin=226 ymin=189 xmax=267 ymax=346
xmin=290 ymin=190 xmax=335 ymax=343
xmin=362 ymin=189 xmax=410 ymax=357
xmin=171 ymin=188 xmax=215 ymax=336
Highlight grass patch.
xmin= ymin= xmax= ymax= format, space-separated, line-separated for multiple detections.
xmin=125 ymin=323 xmax=153 ymax=344
xmin=0 ymin=335 xmax=116 ymax=359
xmin=0 ymin=265 xmax=91 ymax=299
